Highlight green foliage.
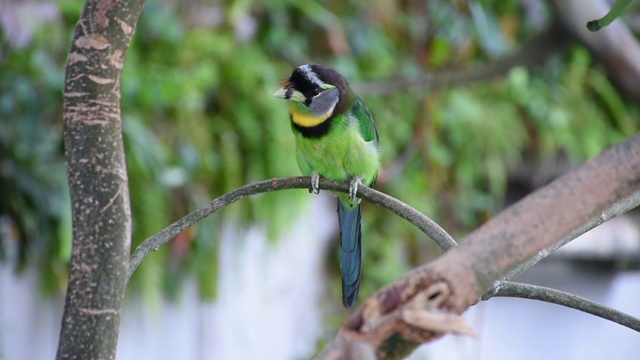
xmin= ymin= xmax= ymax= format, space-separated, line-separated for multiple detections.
xmin=0 ymin=32 xmax=70 ymax=294
xmin=1 ymin=0 xmax=638 ymax=306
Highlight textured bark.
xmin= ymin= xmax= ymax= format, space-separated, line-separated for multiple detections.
xmin=57 ymin=0 xmax=145 ymax=359
xmin=315 ymin=134 xmax=640 ymax=359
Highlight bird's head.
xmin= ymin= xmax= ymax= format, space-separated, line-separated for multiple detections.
xmin=273 ymin=64 xmax=350 ymax=119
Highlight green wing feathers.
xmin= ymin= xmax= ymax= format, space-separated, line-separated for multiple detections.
xmin=353 ymin=97 xmax=379 ymax=144
xmin=351 ymin=97 xmax=380 ymax=186
xmin=277 ymin=65 xmax=381 ymax=308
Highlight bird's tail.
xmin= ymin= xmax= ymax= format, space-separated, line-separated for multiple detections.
xmin=337 ymin=200 xmax=362 ymax=308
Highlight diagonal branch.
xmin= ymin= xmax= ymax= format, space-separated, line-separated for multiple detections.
xmin=497 ymin=189 xmax=640 ymax=282
xmin=314 ymin=133 xmax=640 ymax=359
xmin=127 ymin=177 xmax=457 ymax=280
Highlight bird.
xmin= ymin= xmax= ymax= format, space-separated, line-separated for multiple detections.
xmin=273 ymin=64 xmax=381 ymax=307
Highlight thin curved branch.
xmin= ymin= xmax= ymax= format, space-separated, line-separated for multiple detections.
xmin=488 ymin=280 xmax=640 ymax=331
xmin=127 ymin=176 xmax=457 ymax=280
xmin=125 ymin=139 xmax=640 ymax=360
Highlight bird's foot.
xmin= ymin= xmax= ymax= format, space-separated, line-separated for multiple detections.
xmin=309 ymin=173 xmax=321 ymax=194
xmin=349 ymin=177 xmax=363 ymax=206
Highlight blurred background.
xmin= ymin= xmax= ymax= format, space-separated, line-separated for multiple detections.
xmin=1 ymin=0 xmax=640 ymax=359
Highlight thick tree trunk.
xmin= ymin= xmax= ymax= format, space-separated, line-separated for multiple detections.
xmin=57 ymin=0 xmax=145 ymax=358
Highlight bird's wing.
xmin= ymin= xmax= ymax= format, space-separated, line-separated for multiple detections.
xmin=351 ymin=97 xmax=380 ymax=186
xmin=352 ymin=97 xmax=379 ymax=144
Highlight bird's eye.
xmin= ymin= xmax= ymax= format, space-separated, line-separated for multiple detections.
xmin=313 ymin=88 xmax=321 ymax=96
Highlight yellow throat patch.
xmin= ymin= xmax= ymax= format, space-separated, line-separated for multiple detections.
xmin=290 ymin=106 xmax=332 ymax=127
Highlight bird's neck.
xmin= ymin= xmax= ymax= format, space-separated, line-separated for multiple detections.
xmin=289 ymin=103 xmax=332 ymax=128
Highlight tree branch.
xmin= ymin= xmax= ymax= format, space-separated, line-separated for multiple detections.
xmin=314 ymin=134 xmax=640 ymax=359
xmin=127 ymin=177 xmax=457 ymax=280
xmin=126 ymin=136 xmax=640 ymax=360
xmin=489 ymin=280 xmax=640 ymax=331
xmin=497 ymin=189 xmax=640 ymax=282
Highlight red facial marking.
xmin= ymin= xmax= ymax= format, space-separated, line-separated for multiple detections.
xmin=280 ymin=79 xmax=292 ymax=88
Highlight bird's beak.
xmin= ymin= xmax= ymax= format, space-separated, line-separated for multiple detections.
xmin=272 ymin=87 xmax=288 ymax=99
xmin=273 ymin=87 xmax=306 ymax=103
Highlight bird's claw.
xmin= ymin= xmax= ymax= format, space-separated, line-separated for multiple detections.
xmin=349 ymin=177 xmax=362 ymax=206
xmin=309 ymin=173 xmax=321 ymax=194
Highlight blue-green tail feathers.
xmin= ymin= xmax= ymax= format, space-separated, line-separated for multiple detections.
xmin=337 ymin=200 xmax=362 ymax=308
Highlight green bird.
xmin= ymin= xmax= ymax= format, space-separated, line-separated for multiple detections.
xmin=273 ymin=64 xmax=381 ymax=307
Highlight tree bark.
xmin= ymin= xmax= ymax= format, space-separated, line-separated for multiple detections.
xmin=57 ymin=0 xmax=145 ymax=359
xmin=314 ymin=134 xmax=640 ymax=359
